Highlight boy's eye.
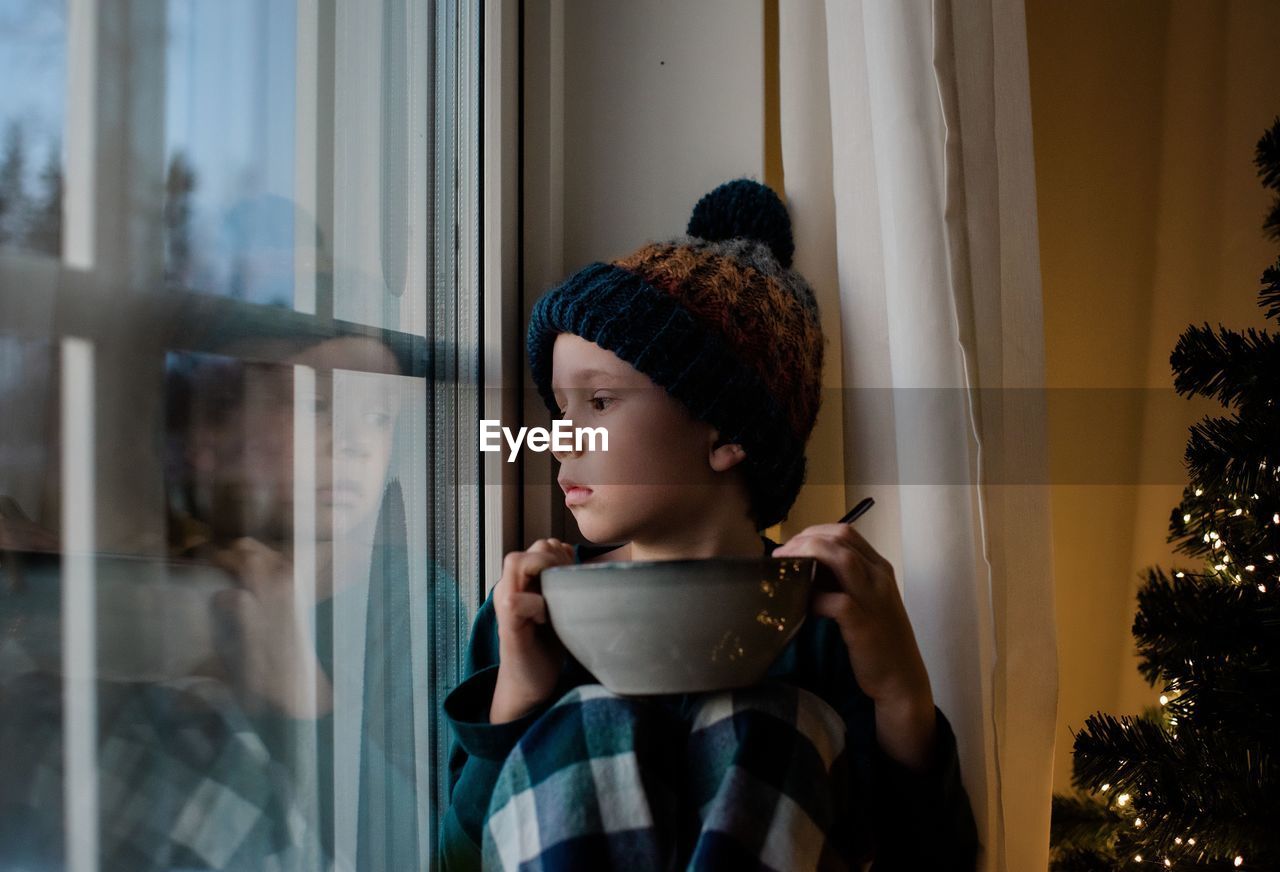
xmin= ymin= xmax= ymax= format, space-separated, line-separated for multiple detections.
xmin=556 ymin=396 xmax=613 ymax=418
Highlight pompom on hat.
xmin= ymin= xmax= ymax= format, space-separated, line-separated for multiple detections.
xmin=527 ymin=178 xmax=826 ymax=529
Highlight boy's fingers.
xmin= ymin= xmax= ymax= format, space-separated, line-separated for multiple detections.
xmin=504 ymin=552 xmax=546 ymax=592
xmin=209 ymin=537 xmax=293 ymax=598
xmin=502 ymin=590 xmax=549 ymax=625
xmin=780 ymin=524 xmax=889 ymax=571
xmin=234 ymin=546 xmax=291 ymax=598
xmin=527 ymin=538 xmax=574 ymax=561
xmin=810 ymin=589 xmax=862 ymax=628
xmin=212 ymin=586 xmax=252 ymax=619
xmin=776 ymin=535 xmax=868 ymax=594
xmin=504 ymin=544 xmax=573 ymax=592
xmin=208 ymin=548 xmax=244 ymax=577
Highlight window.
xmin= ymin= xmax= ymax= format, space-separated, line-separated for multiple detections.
xmin=0 ymin=1 xmax=482 ymax=869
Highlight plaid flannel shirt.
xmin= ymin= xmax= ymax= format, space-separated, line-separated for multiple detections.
xmin=482 ymin=679 xmax=858 ymax=870
xmin=0 ymin=672 xmax=328 ymax=871
xmin=440 ymin=537 xmax=981 ymax=871
xmin=0 ymin=516 xmax=435 ymax=871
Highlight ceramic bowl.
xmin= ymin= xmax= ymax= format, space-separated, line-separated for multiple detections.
xmin=540 ymin=555 xmax=818 ymax=695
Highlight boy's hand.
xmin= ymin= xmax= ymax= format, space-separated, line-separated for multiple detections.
xmin=210 ymin=537 xmax=334 ymax=719
xmin=773 ymin=524 xmax=940 ymax=770
xmin=490 ymin=537 xmax=575 ymax=724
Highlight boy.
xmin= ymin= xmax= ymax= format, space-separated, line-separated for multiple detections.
xmin=441 ymin=179 xmax=980 ymax=870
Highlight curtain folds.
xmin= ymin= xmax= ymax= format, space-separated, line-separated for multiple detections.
xmin=779 ymin=2 xmax=1057 ymax=869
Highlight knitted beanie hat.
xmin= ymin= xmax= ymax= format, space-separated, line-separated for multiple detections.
xmin=527 ymin=178 xmax=825 ymax=529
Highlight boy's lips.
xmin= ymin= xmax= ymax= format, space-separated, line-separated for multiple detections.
xmin=559 ymin=479 xmax=593 ymax=506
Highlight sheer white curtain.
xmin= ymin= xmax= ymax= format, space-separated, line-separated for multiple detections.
xmin=780 ymin=1 xmax=1056 ymax=869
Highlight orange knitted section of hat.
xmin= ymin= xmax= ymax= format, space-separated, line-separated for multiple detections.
xmin=613 ymin=241 xmax=825 ymax=443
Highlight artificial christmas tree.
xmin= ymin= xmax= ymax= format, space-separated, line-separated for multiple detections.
xmin=1049 ymin=118 xmax=1280 ymax=870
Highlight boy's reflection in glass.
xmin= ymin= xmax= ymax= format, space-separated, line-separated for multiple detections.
xmin=176 ymin=337 xmax=399 ymax=553
xmin=174 ymin=337 xmax=401 ymax=717
xmin=0 ymin=334 xmax=424 ymax=871
xmin=169 ymin=335 xmax=426 ymax=869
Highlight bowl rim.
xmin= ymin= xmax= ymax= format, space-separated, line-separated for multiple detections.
xmin=543 ymin=555 xmax=818 ymax=574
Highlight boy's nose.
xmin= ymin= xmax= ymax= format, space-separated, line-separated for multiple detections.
xmin=551 ymin=443 xmax=583 ymax=462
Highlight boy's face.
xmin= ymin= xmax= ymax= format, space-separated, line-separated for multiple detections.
xmin=550 ymin=333 xmax=743 ymax=543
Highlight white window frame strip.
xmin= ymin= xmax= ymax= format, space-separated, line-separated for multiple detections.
xmin=64 ymin=0 xmax=97 ymax=270
xmin=332 ymin=0 xmax=429 ymax=336
xmin=482 ymin=0 xmax=523 ymax=581
xmin=61 ymin=336 xmax=98 ymax=872
xmin=455 ymin=0 xmax=482 ymax=607
xmin=291 ymin=363 xmax=324 ymax=867
xmin=330 ymin=369 xmax=368 ymax=872
xmin=294 ymin=0 xmax=320 ymax=315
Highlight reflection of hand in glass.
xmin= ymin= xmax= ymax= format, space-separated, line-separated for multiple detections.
xmin=209 ymin=536 xmax=334 ymax=718
xmin=0 ymin=496 xmax=58 ymax=552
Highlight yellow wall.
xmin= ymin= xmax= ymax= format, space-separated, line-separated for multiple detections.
xmin=1026 ymin=0 xmax=1280 ymax=794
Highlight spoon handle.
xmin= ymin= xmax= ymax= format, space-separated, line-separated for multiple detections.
xmin=838 ymin=497 xmax=875 ymax=525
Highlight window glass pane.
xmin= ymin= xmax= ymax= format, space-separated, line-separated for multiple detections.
xmin=163 ymin=0 xmax=301 ymax=305
xmin=331 ymin=0 xmax=430 ymax=335
xmin=0 ymin=2 xmax=66 ymax=258
xmin=0 ymin=1 xmax=481 ymax=869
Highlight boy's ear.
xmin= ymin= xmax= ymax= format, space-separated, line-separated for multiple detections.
xmin=709 ymin=433 xmax=748 ymax=472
